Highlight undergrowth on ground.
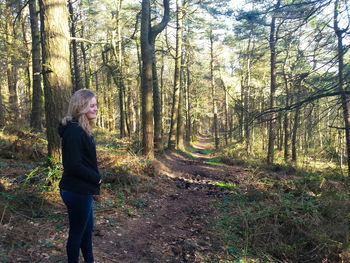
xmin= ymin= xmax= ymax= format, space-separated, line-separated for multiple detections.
xmin=1 ymin=127 xmax=350 ymax=262
xmin=207 ymin=142 xmax=350 ymax=262
xmin=0 ymin=127 xmax=155 ymax=262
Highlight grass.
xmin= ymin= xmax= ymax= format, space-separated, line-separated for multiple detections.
xmin=210 ymin=146 xmax=350 ymax=262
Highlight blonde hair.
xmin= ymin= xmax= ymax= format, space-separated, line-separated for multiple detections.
xmin=61 ymin=89 xmax=96 ymax=136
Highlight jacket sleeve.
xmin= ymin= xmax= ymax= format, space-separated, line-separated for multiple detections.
xmin=62 ymin=127 xmax=101 ymax=185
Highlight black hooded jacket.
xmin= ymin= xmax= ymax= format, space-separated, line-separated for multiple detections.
xmin=58 ymin=120 xmax=101 ymax=195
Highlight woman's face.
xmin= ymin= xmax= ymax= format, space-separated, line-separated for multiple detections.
xmin=86 ymin=97 xmax=98 ymax=121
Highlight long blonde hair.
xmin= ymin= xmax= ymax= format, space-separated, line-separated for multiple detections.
xmin=61 ymin=89 xmax=96 ymax=136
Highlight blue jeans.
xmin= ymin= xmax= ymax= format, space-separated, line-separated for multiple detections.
xmin=60 ymin=189 xmax=95 ymax=263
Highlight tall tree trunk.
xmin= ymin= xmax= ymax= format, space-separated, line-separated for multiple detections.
xmin=177 ymin=54 xmax=185 ymax=150
xmin=0 ymin=84 xmax=4 ymax=127
xmin=223 ymin=80 xmax=228 ymax=145
xmin=160 ymin=50 xmax=165 ymax=138
xmin=210 ymin=29 xmax=219 ymax=149
xmin=267 ymin=0 xmax=280 ymax=164
xmin=115 ymin=0 xmax=128 ymax=137
xmin=29 ymin=0 xmax=43 ymax=131
xmin=39 ymin=0 xmax=72 ymax=160
xmin=185 ymin=57 xmax=192 ymax=143
xmin=168 ymin=0 xmax=183 ymax=150
xmin=68 ymin=0 xmax=83 ymax=92
xmin=5 ymin=2 xmax=18 ymax=122
xmin=282 ymin=47 xmax=290 ymax=162
xmin=107 ymin=72 xmax=114 ymax=131
xmin=151 ymin=3 xmax=170 ymax=151
xmin=127 ymin=79 xmax=135 ymax=134
xmin=244 ymin=30 xmax=253 ymax=155
xmin=334 ymin=0 xmax=350 ymax=176
xmin=152 ymin=47 xmax=162 ymax=150
xmin=140 ymin=0 xmax=162 ymax=156
xmin=292 ymin=79 xmax=302 ymax=162
xmin=22 ymin=11 xmax=32 ymax=118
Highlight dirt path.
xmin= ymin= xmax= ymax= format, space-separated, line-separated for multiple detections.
xmin=94 ymin=137 xmax=249 ymax=263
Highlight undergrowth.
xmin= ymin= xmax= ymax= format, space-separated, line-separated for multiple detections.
xmin=0 ymin=127 xmax=155 ymax=262
xmin=210 ymin=142 xmax=350 ymax=262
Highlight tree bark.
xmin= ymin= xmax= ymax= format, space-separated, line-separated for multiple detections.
xmin=267 ymin=0 xmax=280 ymax=164
xmin=5 ymin=2 xmax=18 ymax=122
xmin=40 ymin=0 xmax=72 ymax=161
xmin=292 ymin=79 xmax=302 ymax=162
xmin=244 ymin=30 xmax=253 ymax=155
xmin=115 ymin=0 xmax=129 ymax=137
xmin=0 ymin=84 xmax=4 ymax=128
xmin=185 ymin=57 xmax=192 ymax=143
xmin=68 ymin=0 xmax=83 ymax=92
xmin=282 ymin=45 xmax=290 ymax=162
xmin=168 ymin=0 xmax=183 ymax=150
xmin=151 ymin=1 xmax=170 ymax=151
xmin=177 ymin=54 xmax=185 ymax=150
xmin=29 ymin=0 xmax=43 ymax=131
xmin=334 ymin=0 xmax=350 ymax=176
xmin=141 ymin=0 xmax=154 ymax=156
xmin=222 ymin=80 xmax=228 ymax=145
xmin=210 ymin=29 xmax=219 ymax=149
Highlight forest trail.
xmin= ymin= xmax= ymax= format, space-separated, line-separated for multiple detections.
xmin=94 ymin=136 xmax=250 ymax=263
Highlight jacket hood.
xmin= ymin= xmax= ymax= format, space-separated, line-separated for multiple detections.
xmin=58 ymin=120 xmax=79 ymax=138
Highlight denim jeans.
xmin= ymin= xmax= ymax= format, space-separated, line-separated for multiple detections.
xmin=60 ymin=189 xmax=94 ymax=263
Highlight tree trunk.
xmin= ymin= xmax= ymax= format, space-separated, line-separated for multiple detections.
xmin=177 ymin=54 xmax=185 ymax=150
xmin=115 ymin=0 xmax=128 ymax=137
xmin=80 ymin=21 xmax=90 ymax=90
xmin=152 ymin=47 xmax=162 ymax=150
xmin=244 ymin=30 xmax=253 ymax=155
xmin=150 ymin=1 xmax=170 ymax=151
xmin=334 ymin=0 xmax=350 ymax=176
xmin=160 ymin=51 xmax=165 ymax=138
xmin=185 ymin=57 xmax=192 ymax=143
xmin=168 ymin=0 xmax=183 ymax=150
xmin=140 ymin=0 xmax=154 ymax=156
xmin=107 ymin=72 xmax=114 ymax=131
xmin=136 ymin=36 xmax=142 ymax=141
xmin=0 ymin=84 xmax=4 ymax=127
xmin=29 ymin=0 xmax=43 ymax=131
xmin=223 ymin=80 xmax=228 ymax=145
xmin=210 ymin=29 xmax=219 ymax=149
xmin=267 ymin=0 xmax=280 ymax=164
xmin=5 ymin=2 xmax=18 ymax=122
xmin=39 ymin=0 xmax=72 ymax=161
xmin=68 ymin=0 xmax=83 ymax=92
xmin=22 ymin=11 xmax=32 ymax=119
xmin=292 ymin=79 xmax=302 ymax=162
xmin=282 ymin=47 xmax=290 ymax=162
xmin=127 ymin=79 xmax=135 ymax=134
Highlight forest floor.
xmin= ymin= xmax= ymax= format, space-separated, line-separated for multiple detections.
xmin=1 ymin=131 xmax=350 ymax=262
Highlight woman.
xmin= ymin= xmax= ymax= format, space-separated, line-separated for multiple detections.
xmin=58 ymin=89 xmax=101 ymax=263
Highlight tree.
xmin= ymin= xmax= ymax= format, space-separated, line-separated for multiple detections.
xmin=68 ymin=0 xmax=83 ymax=92
xmin=5 ymin=0 xmax=19 ymax=122
xmin=168 ymin=0 xmax=184 ymax=150
xmin=29 ymin=0 xmax=42 ymax=131
xmin=333 ymin=0 xmax=350 ymax=176
xmin=140 ymin=0 xmax=169 ymax=156
xmin=267 ymin=0 xmax=281 ymax=164
xmin=209 ymin=29 xmax=219 ymax=149
xmin=39 ymin=0 xmax=72 ymax=160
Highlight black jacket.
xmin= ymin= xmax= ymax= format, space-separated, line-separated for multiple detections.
xmin=58 ymin=120 xmax=101 ymax=195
